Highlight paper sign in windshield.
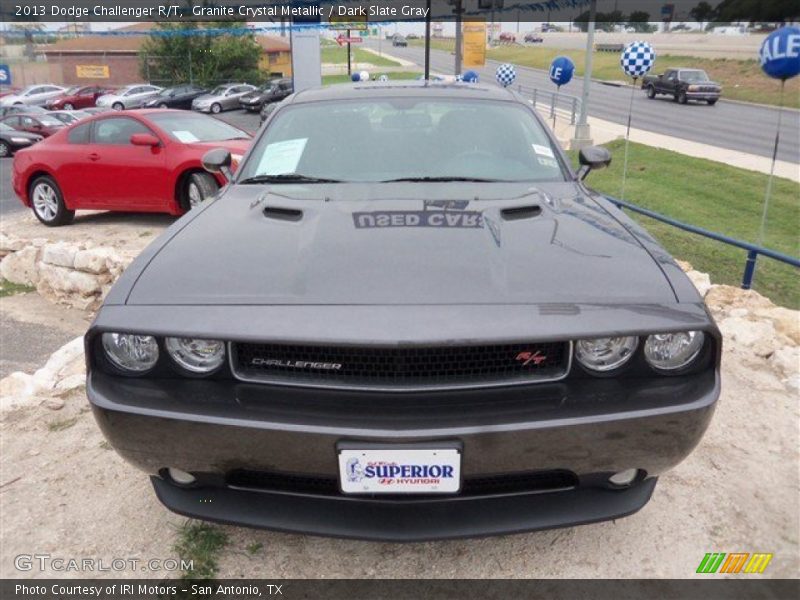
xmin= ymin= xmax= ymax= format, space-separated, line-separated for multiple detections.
xmin=257 ymin=138 xmax=308 ymax=175
xmin=173 ymin=130 xmax=199 ymax=143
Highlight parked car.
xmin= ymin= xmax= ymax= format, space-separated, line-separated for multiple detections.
xmin=47 ymin=110 xmax=92 ymax=126
xmin=259 ymin=100 xmax=280 ymax=124
xmin=392 ymin=35 xmax=408 ymax=47
xmin=85 ymin=82 xmax=721 ymax=541
xmin=46 ymin=85 xmax=115 ymax=110
xmin=12 ymin=109 xmax=252 ymax=226
xmin=239 ymin=79 xmax=293 ymax=112
xmin=143 ymin=85 xmax=209 ymax=110
xmin=524 ymin=32 xmax=544 ymax=43
xmin=95 ymin=84 xmax=163 ymax=110
xmin=642 ymin=68 xmax=722 ymax=105
xmin=0 ymin=86 xmax=20 ymax=99
xmin=0 ymin=113 xmax=65 ymax=137
xmin=0 ymin=104 xmax=48 ymax=119
xmin=0 ymin=84 xmax=66 ymax=107
xmin=406 ymin=33 xmax=419 ymax=39
xmin=0 ymin=122 xmax=42 ymax=157
xmin=81 ymin=107 xmax=113 ymax=116
xmin=192 ymin=83 xmax=257 ymax=114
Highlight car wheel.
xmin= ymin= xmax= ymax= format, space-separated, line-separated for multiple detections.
xmin=181 ymin=172 xmax=219 ymax=212
xmin=30 ymin=176 xmax=74 ymax=227
xmin=112 ymin=102 xmax=124 ymax=111
xmin=210 ymin=103 xmax=222 ymax=114
xmin=646 ymin=85 xmax=656 ymax=99
xmin=707 ymin=99 xmax=717 ymax=106
xmin=0 ymin=141 xmax=10 ymax=158
xmin=158 ymin=102 xmax=168 ymax=108
xmin=678 ymin=91 xmax=688 ymax=105
xmin=63 ymin=103 xmax=74 ymax=110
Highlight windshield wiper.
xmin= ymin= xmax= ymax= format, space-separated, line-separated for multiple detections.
xmin=380 ymin=176 xmax=505 ymax=183
xmin=238 ymin=173 xmax=344 ymax=184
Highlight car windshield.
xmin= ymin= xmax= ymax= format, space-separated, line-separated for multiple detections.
xmin=38 ymin=116 xmax=63 ymax=127
xmin=239 ymin=98 xmax=567 ymax=183
xmin=210 ymin=86 xmax=227 ymax=96
xmin=681 ymin=70 xmax=709 ymax=82
xmin=0 ymin=122 xmax=13 ymax=131
xmin=148 ymin=112 xmax=251 ymax=143
xmin=64 ymin=86 xmax=81 ymax=95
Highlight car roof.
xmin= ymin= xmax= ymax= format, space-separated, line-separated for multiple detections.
xmin=289 ymin=81 xmax=519 ymax=105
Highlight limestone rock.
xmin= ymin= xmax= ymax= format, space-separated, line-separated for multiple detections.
xmin=74 ymin=247 xmax=122 ymax=274
xmin=0 ymin=247 xmax=40 ymax=285
xmin=685 ymin=270 xmax=711 ymax=298
xmin=718 ymin=317 xmax=779 ymax=359
xmin=41 ymin=242 xmax=79 ymax=268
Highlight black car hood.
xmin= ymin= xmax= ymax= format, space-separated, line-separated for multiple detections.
xmin=125 ymin=182 xmax=676 ymax=306
xmin=241 ymin=91 xmax=267 ymax=101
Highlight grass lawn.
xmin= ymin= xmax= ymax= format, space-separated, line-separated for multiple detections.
xmin=410 ymin=39 xmax=800 ymax=108
xmin=320 ymin=44 xmax=401 ymax=67
xmin=569 ymin=140 xmax=800 ymax=308
xmin=0 ymin=279 xmax=35 ymax=298
xmin=322 ymin=71 xmax=421 ymax=85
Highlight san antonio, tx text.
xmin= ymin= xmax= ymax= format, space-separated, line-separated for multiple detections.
xmin=15 ymin=583 xmax=282 ymax=597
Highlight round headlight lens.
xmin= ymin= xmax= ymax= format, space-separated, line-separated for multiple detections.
xmin=101 ymin=333 xmax=159 ymax=373
xmin=575 ymin=336 xmax=638 ymax=373
xmin=644 ymin=331 xmax=705 ymax=371
xmin=165 ymin=337 xmax=225 ymax=374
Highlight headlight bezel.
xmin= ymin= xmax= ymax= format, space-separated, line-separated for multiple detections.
xmin=100 ymin=332 xmax=160 ymax=375
xmin=165 ymin=336 xmax=226 ymax=375
xmin=574 ymin=336 xmax=639 ymax=375
xmin=644 ymin=331 xmax=707 ymax=374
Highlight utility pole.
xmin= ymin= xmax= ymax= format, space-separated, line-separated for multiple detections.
xmin=424 ymin=0 xmax=431 ymax=79
xmin=571 ymin=0 xmax=596 ymax=149
xmin=454 ymin=0 xmax=464 ymax=75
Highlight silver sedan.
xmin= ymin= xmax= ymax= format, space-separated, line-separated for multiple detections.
xmin=191 ymin=84 xmax=256 ymax=114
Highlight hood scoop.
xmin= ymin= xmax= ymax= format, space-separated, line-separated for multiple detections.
xmin=501 ymin=205 xmax=541 ymax=221
xmin=263 ymin=206 xmax=303 ymax=222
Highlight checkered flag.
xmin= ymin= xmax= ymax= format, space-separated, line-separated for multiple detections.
xmin=620 ymin=41 xmax=656 ymax=79
xmin=495 ymin=63 xmax=516 ymax=87
xmin=455 ymin=74 xmax=464 ymax=82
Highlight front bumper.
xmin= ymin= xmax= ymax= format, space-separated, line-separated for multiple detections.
xmin=686 ymin=92 xmax=721 ymax=100
xmin=88 ymin=364 xmax=718 ymax=540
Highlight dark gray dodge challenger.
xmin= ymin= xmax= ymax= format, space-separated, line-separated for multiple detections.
xmin=87 ymin=82 xmax=720 ymax=541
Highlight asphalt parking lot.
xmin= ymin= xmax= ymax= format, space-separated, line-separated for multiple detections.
xmin=0 ymin=108 xmax=262 ymax=219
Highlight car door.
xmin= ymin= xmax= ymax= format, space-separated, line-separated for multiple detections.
xmin=75 ymin=87 xmax=96 ymax=108
xmin=53 ymin=121 xmax=96 ymax=208
xmin=81 ymin=116 xmax=167 ymax=210
xmin=663 ymin=71 xmax=677 ymax=94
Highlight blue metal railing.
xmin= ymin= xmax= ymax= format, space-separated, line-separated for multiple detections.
xmin=606 ymin=196 xmax=800 ymax=290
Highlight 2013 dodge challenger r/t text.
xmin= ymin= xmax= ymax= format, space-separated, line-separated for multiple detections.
xmin=87 ymin=82 xmax=720 ymax=541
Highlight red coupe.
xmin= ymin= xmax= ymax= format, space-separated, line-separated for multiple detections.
xmin=46 ymin=85 xmax=117 ymax=110
xmin=12 ymin=109 xmax=251 ymax=226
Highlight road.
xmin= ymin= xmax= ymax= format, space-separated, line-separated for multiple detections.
xmin=366 ymin=39 xmax=800 ymax=164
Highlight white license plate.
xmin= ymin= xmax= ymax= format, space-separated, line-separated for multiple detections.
xmin=338 ymin=448 xmax=461 ymax=494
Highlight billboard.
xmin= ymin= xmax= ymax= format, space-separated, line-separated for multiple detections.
xmin=462 ymin=20 xmax=487 ymax=68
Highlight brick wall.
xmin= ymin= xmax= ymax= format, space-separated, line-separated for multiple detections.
xmin=44 ymin=53 xmax=145 ymax=86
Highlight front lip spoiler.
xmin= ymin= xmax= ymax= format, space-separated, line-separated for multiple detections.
xmin=152 ymin=476 xmax=657 ymax=542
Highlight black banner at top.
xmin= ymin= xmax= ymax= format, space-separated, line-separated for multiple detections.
xmin=1 ymin=0 xmax=798 ymax=24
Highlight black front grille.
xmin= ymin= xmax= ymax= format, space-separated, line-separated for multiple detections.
xmin=226 ymin=469 xmax=578 ymax=498
xmin=231 ymin=340 xmax=570 ymax=389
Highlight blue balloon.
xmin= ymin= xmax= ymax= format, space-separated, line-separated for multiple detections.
xmin=759 ymin=26 xmax=800 ymax=80
xmin=462 ymin=70 xmax=479 ymax=83
xmin=351 ymin=73 xmax=360 ymax=82
xmin=549 ymin=56 xmax=575 ymax=87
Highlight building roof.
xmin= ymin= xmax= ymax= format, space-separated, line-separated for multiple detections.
xmin=43 ymin=25 xmax=290 ymax=56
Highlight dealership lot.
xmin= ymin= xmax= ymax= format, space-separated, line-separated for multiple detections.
xmin=1 ymin=92 xmax=797 ymax=578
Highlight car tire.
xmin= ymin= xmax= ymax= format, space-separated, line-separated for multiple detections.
xmin=112 ymin=102 xmax=124 ymax=111
xmin=0 ymin=141 xmax=10 ymax=158
xmin=180 ymin=172 xmax=219 ymax=212
xmin=646 ymin=85 xmax=656 ymax=99
xmin=158 ymin=102 xmax=168 ymax=108
xmin=707 ymin=99 xmax=717 ymax=106
xmin=210 ymin=103 xmax=222 ymax=114
xmin=63 ymin=103 xmax=74 ymax=110
xmin=30 ymin=176 xmax=74 ymax=227
xmin=678 ymin=91 xmax=688 ymax=105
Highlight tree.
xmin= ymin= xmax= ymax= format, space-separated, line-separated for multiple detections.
xmin=140 ymin=21 xmax=263 ymax=87
xmin=690 ymin=2 xmax=716 ymax=22
xmin=627 ymin=11 xmax=656 ymax=33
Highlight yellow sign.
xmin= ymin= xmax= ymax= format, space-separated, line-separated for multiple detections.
xmin=76 ymin=65 xmax=109 ymax=79
xmin=462 ymin=20 xmax=486 ymax=68
xmin=329 ymin=15 xmax=368 ymax=31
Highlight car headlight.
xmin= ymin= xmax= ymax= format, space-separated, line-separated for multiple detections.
xmin=688 ymin=85 xmax=699 ymax=91
xmin=644 ymin=331 xmax=705 ymax=372
xmin=165 ymin=337 xmax=225 ymax=374
xmin=575 ymin=336 xmax=638 ymax=373
xmin=102 ymin=332 xmax=159 ymax=373
xmin=10 ymin=137 xmax=32 ymax=144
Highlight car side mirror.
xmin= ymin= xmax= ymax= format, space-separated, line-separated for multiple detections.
xmin=577 ymin=146 xmax=612 ymax=181
xmin=130 ymin=133 xmax=160 ymax=147
xmin=202 ymin=148 xmax=233 ymax=180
